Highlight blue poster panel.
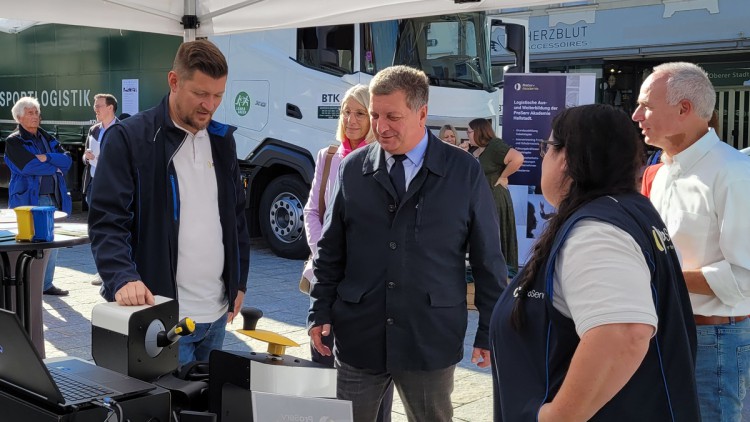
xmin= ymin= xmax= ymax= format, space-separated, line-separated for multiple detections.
xmin=503 ymin=74 xmax=566 ymax=186
xmin=502 ymin=73 xmax=595 ymax=265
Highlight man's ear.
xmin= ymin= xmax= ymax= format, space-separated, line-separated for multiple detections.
xmin=679 ymin=99 xmax=692 ymax=116
xmin=418 ymin=105 xmax=428 ymax=127
xmin=167 ymin=71 xmax=179 ymax=93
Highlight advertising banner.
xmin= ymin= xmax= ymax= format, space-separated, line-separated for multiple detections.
xmin=503 ymin=74 xmax=566 ymax=186
xmin=502 ymin=73 xmax=596 ymax=264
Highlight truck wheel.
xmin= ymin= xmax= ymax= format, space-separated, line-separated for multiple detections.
xmin=259 ymin=175 xmax=310 ymax=259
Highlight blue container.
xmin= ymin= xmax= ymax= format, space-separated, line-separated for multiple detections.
xmin=30 ymin=206 xmax=55 ymax=242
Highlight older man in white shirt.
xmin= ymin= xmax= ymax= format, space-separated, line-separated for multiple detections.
xmin=633 ymin=61 xmax=750 ymax=422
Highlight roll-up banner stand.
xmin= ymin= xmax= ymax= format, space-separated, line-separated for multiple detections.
xmin=503 ymin=73 xmax=596 ymax=265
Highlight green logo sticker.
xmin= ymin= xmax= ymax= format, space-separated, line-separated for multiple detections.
xmin=234 ymin=91 xmax=251 ymax=116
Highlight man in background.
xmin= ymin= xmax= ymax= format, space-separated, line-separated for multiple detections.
xmin=83 ymin=93 xmax=118 ymax=207
xmin=84 ymin=93 xmax=118 ymax=286
xmin=633 ymin=61 xmax=750 ymax=421
xmin=5 ymin=96 xmax=72 ymax=296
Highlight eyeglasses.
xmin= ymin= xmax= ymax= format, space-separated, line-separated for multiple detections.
xmin=539 ymin=139 xmax=563 ymax=158
xmin=342 ymin=110 xmax=368 ymax=121
xmin=93 ymin=104 xmax=108 ymax=110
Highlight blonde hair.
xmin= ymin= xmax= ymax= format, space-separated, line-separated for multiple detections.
xmin=439 ymin=124 xmax=459 ymax=145
xmin=336 ymin=84 xmax=375 ymax=143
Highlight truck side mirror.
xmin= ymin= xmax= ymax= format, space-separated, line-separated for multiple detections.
xmin=495 ymin=21 xmax=526 ymax=74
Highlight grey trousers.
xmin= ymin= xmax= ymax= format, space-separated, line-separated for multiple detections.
xmin=336 ymin=359 xmax=455 ymax=422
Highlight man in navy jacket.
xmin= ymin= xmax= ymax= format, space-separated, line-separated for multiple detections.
xmin=309 ymin=66 xmax=506 ymax=421
xmin=88 ymin=40 xmax=250 ymax=365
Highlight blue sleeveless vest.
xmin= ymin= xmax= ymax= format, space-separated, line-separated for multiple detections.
xmin=490 ymin=193 xmax=700 ymax=421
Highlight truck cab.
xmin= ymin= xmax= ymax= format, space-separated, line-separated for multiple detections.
xmin=212 ymin=12 xmax=527 ymax=258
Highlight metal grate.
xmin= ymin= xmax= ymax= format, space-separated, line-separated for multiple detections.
xmin=716 ymin=87 xmax=750 ymax=150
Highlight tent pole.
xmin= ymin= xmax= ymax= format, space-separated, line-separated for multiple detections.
xmin=182 ymin=0 xmax=197 ymax=41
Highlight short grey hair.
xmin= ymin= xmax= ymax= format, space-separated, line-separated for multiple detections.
xmin=11 ymin=97 xmax=40 ymax=123
xmin=652 ymin=62 xmax=715 ymax=120
xmin=370 ymin=65 xmax=429 ymax=111
xmin=337 ymin=84 xmax=375 ymax=143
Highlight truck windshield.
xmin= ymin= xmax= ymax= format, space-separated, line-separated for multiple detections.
xmin=362 ymin=13 xmax=492 ymax=91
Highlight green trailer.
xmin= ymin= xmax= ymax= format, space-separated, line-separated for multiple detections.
xmin=0 ymin=23 xmax=181 ymax=199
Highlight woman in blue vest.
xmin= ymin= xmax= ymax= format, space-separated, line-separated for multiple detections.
xmin=490 ymin=104 xmax=700 ymax=421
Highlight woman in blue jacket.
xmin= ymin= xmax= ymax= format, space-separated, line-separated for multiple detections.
xmin=490 ymin=104 xmax=700 ymax=421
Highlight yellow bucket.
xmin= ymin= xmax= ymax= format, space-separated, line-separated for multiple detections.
xmin=13 ymin=206 xmax=56 ymax=242
xmin=14 ymin=206 xmax=35 ymax=241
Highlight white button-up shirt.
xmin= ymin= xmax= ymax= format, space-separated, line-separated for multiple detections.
xmin=650 ymin=129 xmax=750 ymax=317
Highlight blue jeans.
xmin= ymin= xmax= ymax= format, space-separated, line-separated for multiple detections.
xmin=178 ymin=313 xmax=228 ymax=367
xmin=695 ymin=317 xmax=750 ymax=422
xmin=37 ymin=195 xmax=58 ymax=292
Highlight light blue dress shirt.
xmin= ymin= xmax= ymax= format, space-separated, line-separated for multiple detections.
xmin=384 ymin=129 xmax=429 ymax=192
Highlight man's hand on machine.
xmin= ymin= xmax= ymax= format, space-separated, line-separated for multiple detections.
xmin=310 ymin=324 xmax=333 ymax=356
xmin=115 ymin=280 xmax=155 ymax=306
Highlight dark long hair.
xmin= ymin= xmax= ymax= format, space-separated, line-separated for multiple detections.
xmin=468 ymin=118 xmax=495 ymax=147
xmin=511 ymin=104 xmax=643 ymax=329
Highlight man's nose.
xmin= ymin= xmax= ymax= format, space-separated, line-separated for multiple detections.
xmin=204 ymin=98 xmax=220 ymax=111
xmin=375 ymin=120 xmax=389 ymax=134
xmin=632 ymin=107 xmax=643 ymax=122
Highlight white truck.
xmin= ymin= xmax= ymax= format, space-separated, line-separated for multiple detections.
xmin=211 ymin=12 xmax=528 ymax=258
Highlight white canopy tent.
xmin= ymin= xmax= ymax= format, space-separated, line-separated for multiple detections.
xmin=0 ymin=0 xmax=562 ymax=39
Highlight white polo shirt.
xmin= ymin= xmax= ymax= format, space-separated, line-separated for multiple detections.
xmin=172 ymin=123 xmax=227 ymax=323
xmin=553 ymin=220 xmax=657 ymax=337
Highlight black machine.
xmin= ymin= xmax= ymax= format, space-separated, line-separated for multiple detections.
xmin=1 ymin=295 xmax=349 ymax=421
xmin=92 ymin=295 xmax=192 ymax=382
xmin=209 ymin=308 xmax=343 ymax=421
xmin=0 ymin=308 xmax=169 ymax=421
xmin=91 ymin=295 xmax=214 ymax=419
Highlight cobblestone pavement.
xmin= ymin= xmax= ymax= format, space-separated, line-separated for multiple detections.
xmin=19 ymin=200 xmax=750 ymax=421
xmin=41 ymin=208 xmax=494 ymax=422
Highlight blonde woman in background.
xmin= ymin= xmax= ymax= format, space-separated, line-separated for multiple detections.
xmin=438 ymin=124 xmax=459 ymax=146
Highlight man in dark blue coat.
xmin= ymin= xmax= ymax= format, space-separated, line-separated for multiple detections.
xmin=308 ymin=65 xmax=507 ymax=421
xmin=88 ymin=40 xmax=250 ymax=366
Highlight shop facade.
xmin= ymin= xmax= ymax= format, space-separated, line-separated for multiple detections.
xmin=495 ymin=0 xmax=750 ymax=149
